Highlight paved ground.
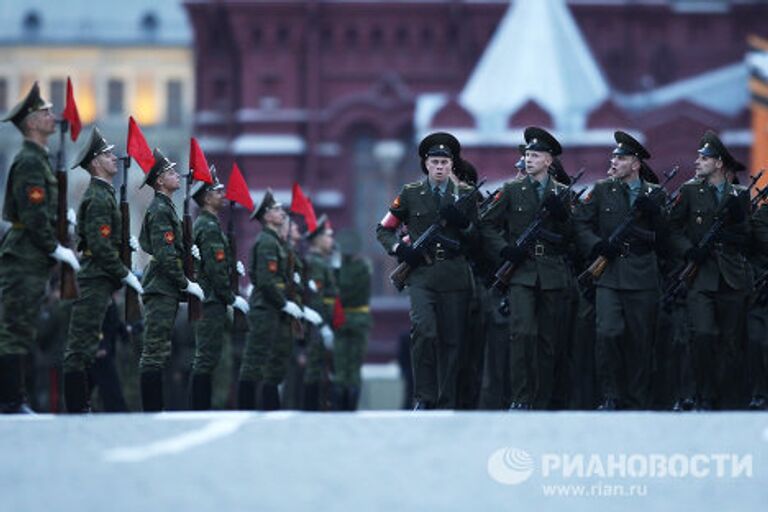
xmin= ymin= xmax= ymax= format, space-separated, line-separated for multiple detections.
xmin=1 ymin=411 xmax=766 ymax=511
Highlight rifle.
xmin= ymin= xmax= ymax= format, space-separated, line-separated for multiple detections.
xmin=227 ymin=201 xmax=248 ymax=331
xmin=661 ymin=170 xmax=764 ymax=311
xmin=577 ymin=167 xmax=678 ymax=288
xmin=755 ymin=270 xmax=768 ymax=307
xmin=491 ymin=169 xmax=585 ymax=294
xmin=55 ymin=120 xmax=79 ymax=299
xmin=285 ymin=242 xmax=305 ymax=339
xmin=183 ymin=175 xmax=202 ymax=322
xmin=119 ymin=155 xmax=141 ymax=324
xmin=389 ymin=179 xmax=486 ymax=291
xmin=478 ymin=187 xmax=500 ymax=219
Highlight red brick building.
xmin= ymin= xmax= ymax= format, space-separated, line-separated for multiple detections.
xmin=184 ymin=0 xmax=768 ymax=358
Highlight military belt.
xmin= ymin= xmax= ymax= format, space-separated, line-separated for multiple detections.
xmin=527 ymin=242 xmax=564 ymax=257
xmin=344 ymin=305 xmax=370 ymax=314
xmin=11 ymin=222 xmax=25 ymax=229
xmin=83 ymin=249 xmax=93 ymax=257
xmin=618 ymin=240 xmax=653 ymax=257
xmin=712 ymin=242 xmax=743 ymax=256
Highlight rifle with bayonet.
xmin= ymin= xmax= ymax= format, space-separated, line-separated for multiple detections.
xmin=119 ymin=155 xmax=141 ymax=324
xmin=661 ymin=169 xmax=764 ymax=311
xmin=389 ymin=179 xmax=486 ymax=292
xmin=227 ymin=201 xmax=248 ymax=332
xmin=577 ymin=166 xmax=679 ymax=288
xmin=491 ymin=169 xmax=585 ymax=294
xmin=183 ymin=174 xmax=202 ymax=322
xmin=55 ymin=119 xmax=79 ymax=300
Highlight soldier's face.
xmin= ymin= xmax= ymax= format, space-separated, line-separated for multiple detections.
xmin=316 ymin=230 xmax=334 ymax=254
xmin=425 ymin=157 xmax=452 ymax=184
xmin=158 ymin=169 xmax=180 ymax=192
xmin=265 ymin=206 xmax=286 ymax=226
xmin=93 ymin=151 xmax=118 ymax=177
xmin=25 ymin=108 xmax=56 ymax=136
xmin=525 ymin=150 xmax=551 ymax=177
xmin=695 ymin=154 xmax=722 ymax=179
xmin=609 ymin=154 xmax=639 ymax=181
xmin=206 ymin=189 xmax=225 ymax=210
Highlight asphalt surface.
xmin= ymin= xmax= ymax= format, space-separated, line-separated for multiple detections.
xmin=1 ymin=411 xmax=767 ymax=511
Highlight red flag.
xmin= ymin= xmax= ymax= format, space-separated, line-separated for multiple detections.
xmin=126 ymin=116 xmax=155 ymax=172
xmin=189 ymin=137 xmax=213 ymax=184
xmin=332 ymin=296 xmax=346 ymax=330
xmin=225 ymin=163 xmax=254 ymax=211
xmin=62 ymin=77 xmax=81 ymax=142
xmin=290 ymin=182 xmax=317 ymax=232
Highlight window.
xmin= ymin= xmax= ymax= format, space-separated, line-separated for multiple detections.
xmin=0 ymin=78 xmax=7 ymax=112
xmin=166 ymin=80 xmax=182 ymax=126
xmin=49 ymin=78 xmax=65 ymax=113
xmin=107 ymin=79 xmax=124 ymax=115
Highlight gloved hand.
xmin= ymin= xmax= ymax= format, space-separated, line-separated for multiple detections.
xmin=302 ymin=306 xmax=323 ymax=326
xmin=50 ymin=244 xmax=81 ymax=272
xmin=184 ymin=279 xmax=205 ymax=301
xmin=232 ymin=295 xmax=249 ymax=314
xmin=439 ymin=204 xmax=470 ymax=229
xmin=293 ymin=272 xmax=302 ymax=285
xmin=281 ymin=300 xmax=303 ymax=319
xmin=543 ymin=193 xmax=568 ymax=222
xmin=320 ymin=324 xmax=334 ymax=350
xmin=129 ymin=235 xmax=140 ymax=252
xmin=308 ymin=279 xmax=318 ymax=293
xmin=685 ymin=246 xmax=709 ymax=265
xmin=634 ymin=195 xmax=660 ymax=219
xmin=500 ymin=244 xmax=527 ymax=264
xmin=122 ymin=271 xmax=144 ymax=294
xmin=236 ymin=260 xmax=246 ymax=276
xmin=591 ymin=239 xmax=620 ymax=260
xmin=190 ymin=244 xmax=201 ymax=261
xmin=67 ymin=208 xmax=77 ymax=237
xmin=395 ymin=244 xmax=425 ymax=267
xmin=724 ymin=197 xmax=746 ymax=224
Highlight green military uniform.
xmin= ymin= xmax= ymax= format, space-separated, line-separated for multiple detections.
xmin=137 ymin=150 xmax=186 ymax=411
xmin=190 ymin=194 xmax=236 ymax=409
xmin=376 ymin=133 xmax=478 ymax=409
xmin=668 ymin=132 xmax=752 ymax=409
xmin=63 ymin=128 xmax=130 ymax=412
xmin=303 ymin=250 xmax=337 ymax=389
xmin=0 ymin=83 xmax=59 ymax=413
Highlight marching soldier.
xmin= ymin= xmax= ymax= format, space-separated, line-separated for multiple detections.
xmin=188 ymin=168 xmax=249 ymax=410
xmin=574 ymin=131 xmax=667 ymax=410
xmin=239 ymin=190 xmax=304 ymax=410
xmin=0 ymin=83 xmax=80 ymax=413
xmin=376 ymin=132 xmax=478 ymax=409
xmin=481 ymin=127 xmax=573 ymax=410
xmin=62 ymin=127 xmax=144 ymax=412
xmin=748 ymin=197 xmax=768 ymax=410
xmin=138 ymin=149 xmax=205 ymax=412
xmin=668 ymin=131 xmax=752 ymax=409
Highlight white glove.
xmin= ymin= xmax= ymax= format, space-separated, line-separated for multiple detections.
xmin=129 ymin=235 xmax=139 ymax=252
xmin=281 ymin=300 xmax=303 ymax=319
xmin=236 ymin=260 xmax=246 ymax=276
xmin=122 ymin=272 xmax=144 ymax=294
xmin=293 ymin=272 xmax=302 ymax=285
xmin=232 ymin=295 xmax=249 ymax=314
xmin=308 ymin=279 xmax=318 ymax=293
xmin=67 ymin=208 xmax=77 ymax=237
xmin=191 ymin=244 xmax=201 ymax=261
xmin=320 ymin=324 xmax=334 ymax=350
xmin=50 ymin=244 xmax=81 ymax=272
xmin=302 ymin=306 xmax=323 ymax=326
xmin=184 ymin=279 xmax=205 ymax=301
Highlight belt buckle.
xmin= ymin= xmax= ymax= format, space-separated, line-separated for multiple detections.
xmin=621 ymin=241 xmax=630 ymax=257
xmin=434 ymin=248 xmax=446 ymax=261
xmin=534 ymin=243 xmax=545 ymax=257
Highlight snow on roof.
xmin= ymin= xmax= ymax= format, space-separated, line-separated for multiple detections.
xmin=458 ymin=0 xmax=609 ymax=134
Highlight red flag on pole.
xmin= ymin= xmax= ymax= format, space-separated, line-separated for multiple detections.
xmin=225 ymin=163 xmax=254 ymax=211
xmin=189 ymin=137 xmax=213 ymax=184
xmin=332 ymin=296 xmax=346 ymax=330
xmin=290 ymin=182 xmax=317 ymax=232
xmin=62 ymin=77 xmax=81 ymax=142
xmin=126 ymin=116 xmax=155 ymax=172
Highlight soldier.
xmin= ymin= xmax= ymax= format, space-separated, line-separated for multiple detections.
xmin=333 ymin=228 xmax=372 ymax=411
xmin=668 ymin=131 xmax=752 ymax=410
xmin=188 ymin=168 xmax=250 ymax=410
xmin=481 ymin=127 xmax=573 ymax=410
xmin=137 ymin=149 xmax=205 ymax=412
xmin=0 ymin=83 xmax=81 ymax=413
xmin=302 ymin=216 xmax=339 ymax=410
xmin=62 ymin=127 xmax=144 ymax=412
xmin=749 ymin=194 xmax=768 ymax=410
xmin=575 ymin=131 xmax=667 ymax=410
xmin=239 ymin=190 xmax=304 ymax=410
xmin=376 ymin=132 xmax=478 ymax=409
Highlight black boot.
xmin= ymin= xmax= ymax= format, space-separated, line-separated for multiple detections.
xmin=748 ymin=395 xmax=767 ymax=410
xmin=189 ymin=373 xmax=212 ymax=410
xmin=330 ymin=384 xmax=347 ymax=411
xmin=237 ymin=380 xmax=257 ymax=410
xmin=140 ymin=371 xmax=164 ymax=412
xmin=64 ymin=371 xmax=91 ymax=413
xmin=303 ymin=383 xmax=320 ymax=411
xmin=0 ymin=355 xmax=33 ymax=414
xmin=347 ymin=386 xmax=360 ymax=411
xmin=597 ymin=397 xmax=618 ymax=411
xmin=261 ymin=383 xmax=281 ymax=411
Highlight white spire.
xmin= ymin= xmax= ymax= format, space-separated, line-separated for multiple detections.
xmin=459 ymin=0 xmax=609 ymax=135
